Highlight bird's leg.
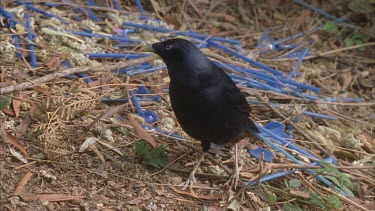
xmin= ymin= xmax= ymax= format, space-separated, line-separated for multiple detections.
xmin=224 ymin=143 xmax=240 ymax=189
xmin=182 ymin=152 xmax=207 ymax=190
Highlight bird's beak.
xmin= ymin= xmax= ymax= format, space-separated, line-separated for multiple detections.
xmin=140 ymin=44 xmax=155 ymax=53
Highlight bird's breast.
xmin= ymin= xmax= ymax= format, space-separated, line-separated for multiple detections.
xmin=168 ymin=83 xmax=249 ymax=143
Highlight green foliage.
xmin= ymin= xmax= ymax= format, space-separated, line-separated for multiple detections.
xmin=286 ymin=178 xmax=302 ymax=190
xmin=262 ymin=184 xmax=278 ymax=204
xmin=324 ymin=21 xmax=338 ymax=32
xmin=135 ymin=141 xmax=167 ymax=169
xmin=0 ymin=95 xmax=11 ymax=110
xmin=316 ymin=161 xmax=355 ymax=197
xmin=282 ymin=202 xmax=303 ymax=211
xmin=309 ymin=192 xmax=342 ymax=210
xmin=309 ymin=192 xmax=326 ymax=209
xmin=344 ymin=32 xmax=365 ymax=51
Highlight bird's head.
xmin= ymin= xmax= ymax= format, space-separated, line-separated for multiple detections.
xmin=141 ymin=38 xmax=206 ymax=66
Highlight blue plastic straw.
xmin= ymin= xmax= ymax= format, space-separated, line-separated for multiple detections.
xmin=287 ymin=48 xmax=309 ymax=79
xmin=208 ymin=40 xmax=283 ymax=76
xmin=214 ymin=61 xmax=320 ymax=93
xmin=112 ymin=0 xmax=122 ymax=10
xmin=25 ymin=12 xmax=37 ymax=68
xmin=134 ymin=0 xmax=145 ymax=14
xmin=122 ymin=22 xmax=241 ymax=45
xmin=127 ymin=66 xmax=166 ymax=76
xmin=85 ymin=53 xmax=150 ymax=59
xmin=248 ymin=127 xmax=346 ymax=195
xmin=320 ymin=97 xmax=365 ymax=103
xmin=62 ymin=0 xmax=102 ymax=21
xmin=293 ymin=0 xmax=340 ymax=21
xmin=66 ymin=30 xmax=142 ymax=43
xmin=112 ymin=64 xmax=152 ymax=74
xmin=257 ymin=126 xmax=318 ymax=160
xmin=18 ymin=3 xmax=68 ymax=24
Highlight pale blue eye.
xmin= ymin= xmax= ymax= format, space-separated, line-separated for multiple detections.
xmin=166 ymin=45 xmax=173 ymax=51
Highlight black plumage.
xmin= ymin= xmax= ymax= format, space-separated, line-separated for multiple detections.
xmin=143 ymin=38 xmax=259 ymax=188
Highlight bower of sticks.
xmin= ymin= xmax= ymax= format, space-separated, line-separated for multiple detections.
xmin=0 ymin=0 xmax=374 ymax=210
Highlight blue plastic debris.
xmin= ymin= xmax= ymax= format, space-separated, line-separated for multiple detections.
xmin=130 ymin=91 xmax=158 ymax=123
xmin=249 ymin=147 xmax=273 ymax=162
xmin=25 ymin=12 xmax=37 ymax=68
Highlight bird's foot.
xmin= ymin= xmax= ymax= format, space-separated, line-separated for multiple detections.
xmin=181 ymin=172 xmax=197 ymax=190
xmin=224 ymin=167 xmax=241 ymax=190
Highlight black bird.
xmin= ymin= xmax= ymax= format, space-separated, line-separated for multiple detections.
xmin=142 ymin=38 xmax=259 ymax=189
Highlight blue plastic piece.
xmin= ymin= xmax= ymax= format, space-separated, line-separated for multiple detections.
xmin=293 ymin=0 xmax=340 ymax=21
xmin=127 ymin=65 xmax=166 ymax=76
xmin=25 ymin=12 xmax=37 ymax=68
xmin=248 ymin=126 xmax=347 ymax=195
xmin=287 ymin=48 xmax=309 ymax=79
xmin=249 ymin=147 xmax=273 ymax=162
xmin=19 ymin=3 xmax=68 ymax=24
xmin=208 ymin=40 xmax=282 ymax=76
xmin=85 ymin=53 xmax=150 ymax=59
xmin=130 ymin=92 xmax=158 ymax=123
xmin=112 ymin=0 xmax=122 ymax=10
xmin=62 ymin=0 xmax=102 ymax=21
xmin=112 ymin=64 xmax=152 ymax=74
xmin=134 ymin=0 xmax=144 ymax=14
xmin=75 ymin=72 xmax=94 ymax=83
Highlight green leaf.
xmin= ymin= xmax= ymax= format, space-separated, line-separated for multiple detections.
xmin=135 ymin=141 xmax=167 ymax=169
xmin=324 ymin=21 xmax=338 ymax=31
xmin=288 ymin=179 xmax=302 ymax=190
xmin=0 ymin=95 xmax=11 ymax=110
xmin=326 ymin=194 xmax=342 ymax=209
xmin=352 ymin=32 xmax=363 ymax=40
xmin=265 ymin=192 xmax=277 ymax=204
xmin=309 ymin=192 xmax=325 ymax=208
xmin=283 ymin=202 xmax=303 ymax=211
xmin=344 ymin=38 xmax=354 ymax=47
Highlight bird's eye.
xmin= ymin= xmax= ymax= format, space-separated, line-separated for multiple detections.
xmin=165 ymin=45 xmax=173 ymax=51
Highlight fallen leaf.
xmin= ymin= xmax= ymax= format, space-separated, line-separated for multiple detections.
xmin=127 ymin=113 xmax=157 ymax=147
xmin=79 ymin=137 xmax=98 ymax=152
xmin=0 ymin=124 xmax=28 ymax=157
xmin=32 ymin=86 xmax=52 ymax=96
xmin=12 ymin=92 xmax=22 ymax=117
xmin=13 ymin=172 xmax=33 ymax=195
xmin=2 ymin=108 xmax=16 ymax=117
xmin=9 ymin=147 xmax=27 ymax=163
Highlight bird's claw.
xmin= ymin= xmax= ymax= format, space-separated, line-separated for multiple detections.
xmin=224 ymin=169 xmax=240 ymax=190
xmin=181 ymin=173 xmax=197 ymax=190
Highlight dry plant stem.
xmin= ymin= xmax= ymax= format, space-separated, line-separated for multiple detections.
xmin=0 ymin=55 xmax=159 ymax=95
xmin=254 ymin=93 xmax=330 ymax=157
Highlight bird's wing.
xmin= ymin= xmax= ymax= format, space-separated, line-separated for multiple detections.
xmin=216 ymin=67 xmax=251 ymax=114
